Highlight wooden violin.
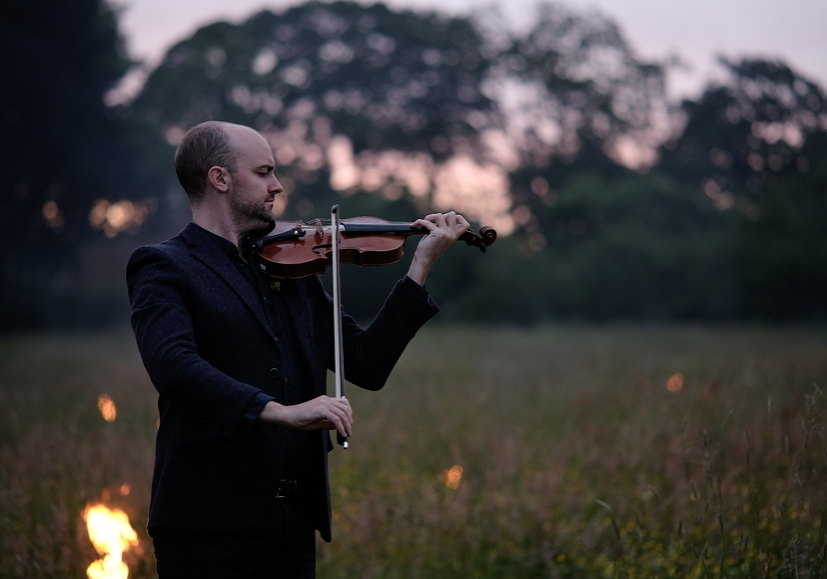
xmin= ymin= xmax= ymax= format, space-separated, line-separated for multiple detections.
xmin=252 ymin=214 xmax=497 ymax=279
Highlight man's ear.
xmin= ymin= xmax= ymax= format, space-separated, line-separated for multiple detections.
xmin=207 ymin=166 xmax=231 ymax=192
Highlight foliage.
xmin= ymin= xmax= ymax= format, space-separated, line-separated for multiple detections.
xmin=130 ymin=1 xmax=666 ymax=160
xmin=2 ymin=0 xmax=827 ymax=328
xmin=660 ymin=58 xmax=827 ymax=321
xmin=2 ymin=327 xmax=827 ymax=577
xmin=542 ymin=172 xmax=735 ymax=320
xmin=491 ymin=2 xmax=671 ymax=173
xmin=131 ymin=1 xmax=496 ymax=158
xmin=127 ymin=1 xmax=668 ymax=228
xmin=441 ymin=172 xmax=735 ymax=323
xmin=731 ymin=128 xmax=827 ymax=320
xmin=0 ymin=0 xmax=169 ymax=330
xmin=661 ymin=58 xmax=827 ymax=189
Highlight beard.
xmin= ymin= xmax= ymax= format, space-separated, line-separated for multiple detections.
xmin=230 ymin=189 xmax=275 ymax=234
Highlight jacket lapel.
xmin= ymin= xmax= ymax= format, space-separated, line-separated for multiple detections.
xmin=181 ymin=222 xmax=273 ymax=337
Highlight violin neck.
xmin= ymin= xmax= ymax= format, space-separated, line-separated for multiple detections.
xmin=341 ymin=221 xmax=488 ymax=251
xmin=341 ymin=222 xmax=423 ymax=235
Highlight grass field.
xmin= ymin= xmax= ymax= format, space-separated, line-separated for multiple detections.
xmin=1 ymin=325 xmax=826 ymax=578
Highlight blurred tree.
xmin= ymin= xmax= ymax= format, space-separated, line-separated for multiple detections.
xmin=131 ymin=0 xmax=498 ymax=150
xmin=7 ymin=0 xmax=819 ymax=326
xmin=732 ymin=130 xmax=827 ymax=320
xmin=547 ymin=172 xmax=734 ymax=320
xmin=125 ymin=0 xmax=682 ymax=324
xmin=0 ymin=0 xmax=167 ymax=330
xmin=125 ymin=0 xmax=515 ymax=243
xmin=454 ymin=172 xmax=733 ymax=323
xmin=659 ymin=58 xmax=827 ymax=320
xmin=491 ymin=2 xmax=670 ymax=170
xmin=488 ymin=1 xmax=672 ymax=252
xmin=128 ymin=2 xmax=671 ymax=228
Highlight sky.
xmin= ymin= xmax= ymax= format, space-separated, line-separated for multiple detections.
xmin=115 ymin=0 xmax=827 ymax=101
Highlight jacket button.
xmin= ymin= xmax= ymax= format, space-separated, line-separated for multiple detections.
xmin=269 ymin=367 xmax=280 ymax=379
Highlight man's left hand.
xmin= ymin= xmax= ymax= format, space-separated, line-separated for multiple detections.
xmin=406 ymin=211 xmax=471 ymax=286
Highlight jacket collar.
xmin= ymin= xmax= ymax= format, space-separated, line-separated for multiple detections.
xmin=180 ymin=222 xmax=322 ymax=389
xmin=180 ymin=222 xmax=273 ymax=337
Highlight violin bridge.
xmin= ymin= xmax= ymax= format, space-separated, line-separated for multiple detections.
xmin=311 ymin=218 xmax=324 ymax=237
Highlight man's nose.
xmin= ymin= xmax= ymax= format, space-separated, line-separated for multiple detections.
xmin=271 ymin=177 xmax=285 ymax=194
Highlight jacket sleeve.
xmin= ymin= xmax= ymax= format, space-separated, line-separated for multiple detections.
xmin=127 ymin=244 xmax=262 ymax=433
xmin=333 ymin=275 xmax=440 ymax=391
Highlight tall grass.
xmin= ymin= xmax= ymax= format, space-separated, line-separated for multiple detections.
xmin=0 ymin=330 xmax=156 ymax=578
xmin=1 ymin=326 xmax=825 ymax=577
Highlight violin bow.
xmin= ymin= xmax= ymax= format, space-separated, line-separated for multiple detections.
xmin=330 ymin=205 xmax=348 ymax=449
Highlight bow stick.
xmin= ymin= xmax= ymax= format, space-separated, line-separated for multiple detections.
xmin=330 ymin=204 xmax=348 ymax=449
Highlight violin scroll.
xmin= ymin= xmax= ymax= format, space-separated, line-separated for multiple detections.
xmin=461 ymin=226 xmax=497 ymax=252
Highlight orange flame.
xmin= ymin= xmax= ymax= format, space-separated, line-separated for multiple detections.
xmin=83 ymin=504 xmax=138 ymax=579
xmin=441 ymin=465 xmax=464 ymax=489
xmin=97 ymin=395 xmax=117 ymax=422
xmin=666 ymin=373 xmax=684 ymax=393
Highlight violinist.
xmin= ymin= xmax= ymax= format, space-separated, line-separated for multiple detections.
xmin=126 ymin=120 xmax=471 ymax=579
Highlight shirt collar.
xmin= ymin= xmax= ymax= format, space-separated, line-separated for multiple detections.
xmin=193 ymin=220 xmax=277 ymax=260
xmin=195 ymin=225 xmax=240 ymax=259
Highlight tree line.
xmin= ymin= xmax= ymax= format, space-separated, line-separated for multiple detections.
xmin=2 ymin=0 xmax=826 ymax=329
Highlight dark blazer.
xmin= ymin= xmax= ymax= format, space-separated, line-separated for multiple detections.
xmin=127 ymin=222 xmax=438 ymax=541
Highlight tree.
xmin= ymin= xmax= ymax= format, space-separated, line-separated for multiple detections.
xmin=0 ymin=0 xmax=165 ymax=329
xmin=129 ymin=2 xmax=671 ymax=228
xmin=128 ymin=1 xmax=508 ymax=228
xmin=129 ymin=1 xmax=498 ymax=157
xmin=490 ymin=2 xmax=670 ymax=168
xmin=659 ymin=58 xmax=827 ymax=320
xmin=124 ymin=0 xmax=689 ymax=324
xmin=477 ymin=1 xmax=672 ymax=251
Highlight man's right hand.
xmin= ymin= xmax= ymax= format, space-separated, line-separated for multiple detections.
xmin=257 ymin=396 xmax=353 ymax=439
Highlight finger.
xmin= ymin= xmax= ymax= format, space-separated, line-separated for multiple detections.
xmin=327 ymin=398 xmax=353 ymax=436
xmin=296 ymin=397 xmax=352 ymax=434
xmin=427 ymin=213 xmax=448 ymax=228
xmin=411 ymin=217 xmax=436 ymax=231
xmin=424 ymin=212 xmax=467 ymax=233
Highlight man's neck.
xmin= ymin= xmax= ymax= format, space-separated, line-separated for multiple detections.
xmin=191 ymin=201 xmax=243 ymax=248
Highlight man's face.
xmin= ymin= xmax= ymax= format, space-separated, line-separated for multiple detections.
xmin=225 ymin=126 xmax=283 ymax=232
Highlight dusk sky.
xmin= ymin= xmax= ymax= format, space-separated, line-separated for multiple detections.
xmin=116 ymin=0 xmax=827 ymax=100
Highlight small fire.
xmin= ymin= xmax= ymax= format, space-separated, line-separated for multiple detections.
xmin=83 ymin=504 xmax=139 ymax=579
xmin=97 ymin=395 xmax=117 ymax=422
xmin=666 ymin=373 xmax=684 ymax=393
xmin=441 ymin=465 xmax=464 ymax=490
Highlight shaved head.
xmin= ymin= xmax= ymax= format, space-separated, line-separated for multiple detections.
xmin=174 ymin=121 xmax=242 ymax=202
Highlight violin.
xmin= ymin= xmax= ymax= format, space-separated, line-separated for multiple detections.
xmin=258 ymin=206 xmax=495 ymax=449
xmin=252 ymin=213 xmax=497 ymax=279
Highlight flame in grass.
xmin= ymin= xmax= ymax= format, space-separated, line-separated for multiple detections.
xmin=83 ymin=504 xmax=139 ymax=579
xmin=97 ymin=395 xmax=117 ymax=422
xmin=666 ymin=373 xmax=684 ymax=393
xmin=441 ymin=465 xmax=464 ymax=490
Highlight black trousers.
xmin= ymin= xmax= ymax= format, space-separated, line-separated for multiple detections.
xmin=151 ymin=497 xmax=316 ymax=579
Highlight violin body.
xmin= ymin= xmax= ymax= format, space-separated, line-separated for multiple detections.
xmin=253 ymin=216 xmax=496 ymax=279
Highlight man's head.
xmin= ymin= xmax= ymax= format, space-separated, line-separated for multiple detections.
xmin=174 ymin=121 xmax=239 ymax=203
xmin=176 ymin=121 xmax=282 ymax=235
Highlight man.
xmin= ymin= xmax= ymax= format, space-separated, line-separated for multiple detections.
xmin=127 ymin=121 xmax=470 ymax=578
